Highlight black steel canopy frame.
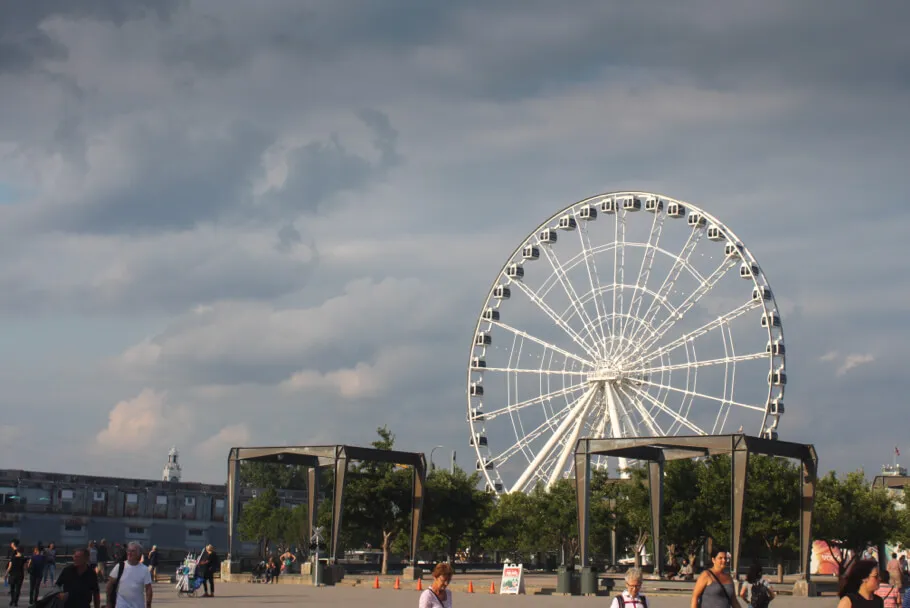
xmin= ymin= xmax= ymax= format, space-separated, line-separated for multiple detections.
xmin=574 ymin=434 xmax=817 ymax=580
xmin=226 ymin=445 xmax=427 ymax=566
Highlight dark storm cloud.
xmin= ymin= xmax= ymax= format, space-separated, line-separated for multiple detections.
xmin=0 ymin=0 xmax=182 ymax=73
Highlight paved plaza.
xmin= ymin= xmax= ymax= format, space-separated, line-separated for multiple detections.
xmin=149 ymin=581 xmax=836 ymax=606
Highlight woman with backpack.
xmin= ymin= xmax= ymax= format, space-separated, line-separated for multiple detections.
xmin=876 ymin=570 xmax=901 ymax=608
xmin=739 ymin=563 xmax=776 ymax=608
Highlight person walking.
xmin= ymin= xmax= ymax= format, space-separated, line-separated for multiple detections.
xmin=739 ymin=563 xmax=775 ymax=608
xmin=96 ymin=540 xmax=110 ymax=583
xmin=145 ymin=546 xmax=159 ymax=583
xmin=43 ymin=542 xmax=57 ymax=587
xmin=838 ymin=560 xmax=884 ymax=608
xmin=196 ymin=545 xmax=220 ymax=598
xmin=877 ymin=570 xmax=901 ymax=608
xmin=418 ymin=562 xmax=454 ymax=608
xmin=6 ymin=543 xmax=26 ymax=607
xmin=26 ymin=545 xmax=46 ymax=605
xmin=56 ymin=548 xmax=101 ymax=608
xmin=610 ymin=568 xmax=649 ymax=608
xmin=87 ymin=542 xmax=98 ymax=579
xmin=691 ymin=547 xmax=735 ymax=608
xmin=106 ymin=542 xmax=152 ymax=608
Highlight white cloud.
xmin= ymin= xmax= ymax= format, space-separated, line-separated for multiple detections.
xmin=95 ymin=389 xmax=192 ymax=452
xmin=837 ymin=354 xmax=875 ymax=377
xmin=819 ymin=351 xmax=840 ymax=362
xmin=282 ymin=345 xmax=422 ymax=399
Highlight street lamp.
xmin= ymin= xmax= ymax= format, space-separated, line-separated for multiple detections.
xmin=429 ymin=446 xmax=445 ymax=471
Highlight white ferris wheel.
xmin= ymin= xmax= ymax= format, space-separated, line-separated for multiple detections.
xmin=467 ymin=192 xmax=786 ymax=494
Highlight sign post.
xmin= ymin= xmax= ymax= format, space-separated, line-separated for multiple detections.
xmin=500 ymin=563 xmax=525 ymax=594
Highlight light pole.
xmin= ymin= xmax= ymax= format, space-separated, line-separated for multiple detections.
xmin=429 ymin=446 xmax=445 ymax=471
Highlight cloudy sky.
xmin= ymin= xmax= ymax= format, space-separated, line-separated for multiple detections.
xmin=1 ymin=1 xmax=908 ymax=485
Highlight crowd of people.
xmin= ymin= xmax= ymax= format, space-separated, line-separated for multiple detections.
xmin=3 ymin=538 xmax=221 ymax=608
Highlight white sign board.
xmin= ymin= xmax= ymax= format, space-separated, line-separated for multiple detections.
xmin=500 ymin=563 xmax=525 ymax=595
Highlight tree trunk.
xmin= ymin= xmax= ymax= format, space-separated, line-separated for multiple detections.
xmin=382 ymin=530 xmax=394 ymax=575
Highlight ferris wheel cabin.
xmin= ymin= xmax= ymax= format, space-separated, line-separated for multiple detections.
xmin=506 ymin=263 xmax=524 ymax=279
xmin=769 ymin=369 xmax=787 ymax=385
xmin=476 ymin=459 xmax=494 ymax=471
xmin=601 ymin=198 xmax=617 ymax=214
xmin=470 ymin=434 xmax=488 ymax=447
xmin=688 ymin=212 xmax=707 ymax=228
xmin=761 ymin=312 xmax=781 ymax=328
xmin=482 ymin=308 xmax=500 ymax=322
xmin=522 ymin=245 xmax=540 ymax=260
xmin=667 ymin=202 xmax=686 ymax=217
xmin=769 ymin=399 xmax=785 ymax=415
xmin=475 ymin=332 xmax=491 ymax=346
xmin=752 ymin=286 xmax=772 ymax=302
xmin=578 ymin=205 xmax=597 ymax=220
xmin=725 ymin=241 xmax=744 ymax=257
xmin=740 ymin=262 xmax=759 ymax=279
xmin=645 ymin=197 xmax=663 ymax=212
xmin=493 ymin=285 xmax=511 ymax=299
xmin=558 ymin=215 xmax=577 ymax=230
xmin=470 ymin=407 xmax=485 ymax=421
xmin=471 ymin=357 xmax=486 ymax=369
xmin=539 ymin=229 xmax=557 ymax=243
xmin=623 ymin=197 xmax=642 ymax=212
xmin=707 ymin=225 xmax=724 ymax=241
xmin=767 ymin=340 xmax=786 ymax=356
xmin=470 ymin=382 xmax=484 ymax=397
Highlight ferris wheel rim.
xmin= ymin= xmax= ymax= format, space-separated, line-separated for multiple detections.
xmin=466 ymin=191 xmax=785 ymax=493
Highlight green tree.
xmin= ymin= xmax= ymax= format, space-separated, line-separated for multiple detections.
xmin=742 ymin=456 xmax=801 ymax=565
xmin=663 ymin=459 xmax=707 ymax=561
xmin=342 ymin=427 xmax=414 ymax=574
xmin=239 ymin=461 xmax=308 ymax=490
xmin=813 ymin=470 xmax=900 ymax=575
xmin=237 ymin=488 xmax=295 ymax=557
xmin=422 ymin=468 xmax=495 ymax=562
xmin=483 ymin=490 xmax=536 ymax=561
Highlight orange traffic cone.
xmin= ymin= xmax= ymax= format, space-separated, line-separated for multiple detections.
xmin=416 ymin=579 xmax=423 ymax=591
xmin=373 ymin=576 xmax=380 ymax=589
xmin=394 ymin=577 xmax=401 ymax=590
xmin=467 ymin=581 xmax=475 ymax=593
xmin=489 ymin=581 xmax=496 ymax=594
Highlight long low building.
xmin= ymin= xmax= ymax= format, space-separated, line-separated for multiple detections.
xmin=0 ymin=465 xmax=306 ymax=555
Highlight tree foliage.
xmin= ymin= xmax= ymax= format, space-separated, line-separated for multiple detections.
xmin=422 ymin=468 xmax=495 ymax=561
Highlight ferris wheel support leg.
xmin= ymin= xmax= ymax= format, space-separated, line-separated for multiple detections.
xmin=546 ymin=385 xmax=603 ymax=489
xmin=511 ymin=383 xmax=599 ymax=493
xmin=605 ymin=382 xmax=630 ymax=477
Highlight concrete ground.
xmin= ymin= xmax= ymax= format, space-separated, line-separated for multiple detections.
xmin=149 ymin=581 xmax=838 ymax=606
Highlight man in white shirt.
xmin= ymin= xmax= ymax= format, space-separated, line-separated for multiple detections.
xmin=106 ymin=542 xmax=153 ymax=608
xmin=610 ymin=568 xmax=650 ymax=608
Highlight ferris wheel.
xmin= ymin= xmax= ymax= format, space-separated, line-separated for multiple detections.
xmin=466 ymin=192 xmax=786 ymax=494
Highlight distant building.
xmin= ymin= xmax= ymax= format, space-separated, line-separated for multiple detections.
xmin=162 ymin=447 xmax=182 ymax=482
xmin=0 ymin=465 xmax=307 ymax=555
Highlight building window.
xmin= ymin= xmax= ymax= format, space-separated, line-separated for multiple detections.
xmin=64 ymin=522 xmax=84 ymax=532
xmin=0 ymin=521 xmax=15 ymax=528
xmin=212 ymin=498 xmax=225 ymax=522
xmin=93 ymin=491 xmax=105 ymax=501
xmin=188 ymin=529 xmax=204 ymax=537
xmin=126 ymin=493 xmax=138 ymax=503
xmin=184 ymin=497 xmax=196 ymax=507
xmin=61 ymin=490 xmax=74 ymax=501
xmin=156 ymin=495 xmax=168 ymax=505
xmin=127 ymin=526 xmax=146 ymax=535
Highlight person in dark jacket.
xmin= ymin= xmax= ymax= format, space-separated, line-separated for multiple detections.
xmin=146 ymin=546 xmax=160 ymax=582
xmin=27 ymin=546 xmax=46 ymax=605
xmin=196 ymin=545 xmax=220 ymax=597
xmin=6 ymin=544 xmax=26 ymax=607
xmin=95 ymin=541 xmax=109 ymax=582
xmin=56 ymin=549 xmax=101 ymax=608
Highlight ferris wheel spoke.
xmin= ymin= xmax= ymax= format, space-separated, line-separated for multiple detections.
xmin=480 ymin=366 xmax=588 ymax=376
xmin=623 ymin=227 xmax=704 ymax=354
xmin=623 ymin=383 xmax=707 ymax=435
xmin=488 ymin=406 xmax=573 ymax=467
xmin=633 ymin=378 xmax=766 ymax=412
xmin=511 ymin=383 xmax=599 ymax=493
xmin=716 ymin=320 xmax=738 ymax=435
xmin=625 ymin=300 xmax=759 ymax=369
xmin=624 ymin=257 xmax=738 ymax=360
xmin=491 ymin=321 xmax=594 ymax=368
xmin=538 ymin=243 xmax=604 ymax=357
xmin=608 ymin=210 xmax=626 ymax=357
xmin=622 ymin=207 xmax=666 ymax=350
xmin=625 ymin=351 xmax=767 ymax=376
xmin=509 ymin=279 xmax=602 ymax=361
xmin=483 ymin=382 xmax=587 ymax=421
xmin=546 ymin=384 xmax=602 ymax=488
xmin=591 ymin=393 xmax=609 ymax=438
xmin=577 ymin=222 xmax=609 ymax=353
xmin=616 ymin=383 xmax=664 ymax=436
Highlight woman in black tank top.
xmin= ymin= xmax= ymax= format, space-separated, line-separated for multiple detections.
xmin=838 ymin=560 xmax=884 ymax=608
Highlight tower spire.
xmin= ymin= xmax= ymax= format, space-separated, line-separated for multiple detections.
xmin=163 ymin=446 xmax=182 ymax=482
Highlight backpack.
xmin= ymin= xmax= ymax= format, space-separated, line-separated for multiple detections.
xmin=750 ymin=581 xmax=773 ymax=608
xmin=616 ymin=594 xmax=649 ymax=608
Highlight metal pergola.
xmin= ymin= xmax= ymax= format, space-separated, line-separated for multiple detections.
xmin=226 ymin=445 xmax=426 ymax=567
xmin=575 ymin=434 xmax=817 ymax=580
